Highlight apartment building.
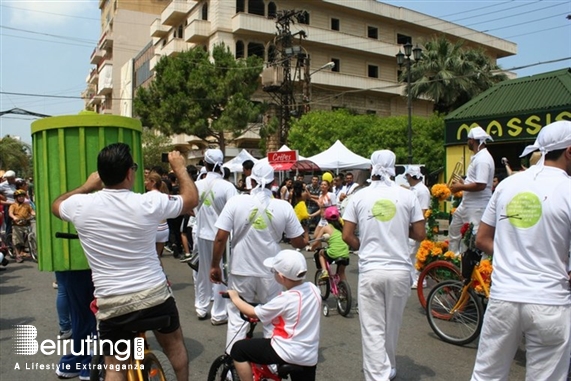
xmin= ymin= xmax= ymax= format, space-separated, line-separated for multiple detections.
xmin=83 ymin=0 xmax=516 ymax=156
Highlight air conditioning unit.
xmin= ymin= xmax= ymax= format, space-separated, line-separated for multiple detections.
xmin=261 ymin=66 xmax=283 ymax=87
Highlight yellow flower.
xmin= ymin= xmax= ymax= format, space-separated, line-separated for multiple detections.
xmin=444 ymin=251 xmax=456 ymax=259
xmin=424 ymin=209 xmax=432 ymax=219
xmin=431 ymin=184 xmax=452 ymax=201
xmin=431 ymin=247 xmax=443 ymax=257
xmin=420 ymin=240 xmax=434 ymax=251
xmin=453 ymin=191 xmax=463 ymax=199
xmin=415 ymin=261 xmax=423 ymax=271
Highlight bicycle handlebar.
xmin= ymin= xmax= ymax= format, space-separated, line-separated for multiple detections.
xmin=55 ymin=232 xmax=79 ymax=239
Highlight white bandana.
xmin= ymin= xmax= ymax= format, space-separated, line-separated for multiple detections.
xmin=468 ymin=126 xmax=493 ymax=149
xmin=520 ymin=120 xmax=571 ymax=171
xmin=370 ymin=150 xmax=395 ymax=186
xmin=250 ymin=162 xmax=275 ymax=194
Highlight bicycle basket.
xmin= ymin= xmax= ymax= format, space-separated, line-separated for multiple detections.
xmin=461 ymin=249 xmax=483 ymax=279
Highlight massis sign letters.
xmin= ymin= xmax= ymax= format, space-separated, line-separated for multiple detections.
xmin=445 ymin=109 xmax=571 ymax=145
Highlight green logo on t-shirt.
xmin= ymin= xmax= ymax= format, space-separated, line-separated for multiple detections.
xmin=248 ymin=208 xmax=273 ymax=230
xmin=505 ymin=192 xmax=542 ymax=228
xmin=371 ymin=199 xmax=396 ymax=222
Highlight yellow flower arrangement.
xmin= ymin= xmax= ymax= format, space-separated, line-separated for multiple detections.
xmin=430 ymin=184 xmax=451 ymax=201
xmin=415 ymin=240 xmax=458 ymax=271
xmin=453 ymin=191 xmax=463 ymax=199
xmin=424 ymin=209 xmax=432 ymax=219
xmin=473 ymin=258 xmax=493 ymax=294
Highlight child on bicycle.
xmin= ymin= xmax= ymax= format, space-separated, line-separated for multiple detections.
xmin=8 ymin=189 xmax=35 ymax=263
xmin=310 ymin=206 xmax=350 ymax=282
xmin=226 ymin=249 xmax=321 ymax=381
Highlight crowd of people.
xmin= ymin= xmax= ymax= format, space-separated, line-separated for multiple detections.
xmin=2 ymin=119 xmax=570 ymax=381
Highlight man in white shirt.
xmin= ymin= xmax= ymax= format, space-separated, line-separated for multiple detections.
xmin=191 ymin=149 xmax=238 ymax=325
xmin=449 ymin=126 xmax=495 ymax=254
xmin=471 ymin=121 xmax=571 ymax=381
xmin=52 ymin=143 xmax=198 ymax=381
xmin=210 ymin=162 xmax=307 ymax=351
xmin=405 ymin=165 xmax=431 ymax=288
xmin=342 ymin=150 xmax=426 ymax=381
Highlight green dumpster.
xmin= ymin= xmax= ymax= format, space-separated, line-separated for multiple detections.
xmin=31 ymin=113 xmax=144 ymax=271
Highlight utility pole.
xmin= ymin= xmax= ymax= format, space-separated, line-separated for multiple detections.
xmin=262 ymin=9 xmax=308 ymax=151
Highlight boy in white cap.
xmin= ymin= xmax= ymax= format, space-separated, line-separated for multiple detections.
xmin=405 ymin=165 xmax=430 ymax=288
xmin=226 ymin=249 xmax=321 ymax=381
xmin=449 ymin=126 xmax=495 ymax=254
xmin=188 ymin=148 xmax=238 ymax=325
xmin=471 ymin=120 xmax=571 ymax=381
xmin=0 ymin=170 xmax=17 ymax=237
xmin=210 ymin=161 xmax=307 ymax=352
xmin=342 ymin=150 xmax=426 ymax=380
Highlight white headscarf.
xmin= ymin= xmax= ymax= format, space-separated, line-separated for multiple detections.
xmin=468 ymin=126 xmax=493 ymax=149
xmin=405 ymin=165 xmax=423 ymax=180
xmin=520 ymin=120 xmax=571 ymax=172
xmin=250 ymin=162 xmax=275 ymax=197
xmin=204 ymin=149 xmax=224 ymax=174
xmin=370 ymin=150 xmax=396 ymax=186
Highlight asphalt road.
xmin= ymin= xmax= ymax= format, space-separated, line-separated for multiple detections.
xmin=1 ymin=246 xmax=529 ymax=381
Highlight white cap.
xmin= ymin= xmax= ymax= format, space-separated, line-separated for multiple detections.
xmin=263 ymin=249 xmax=307 ymax=281
xmin=405 ymin=165 xmax=423 ymax=179
xmin=204 ymin=149 xmax=224 ymax=165
xmin=3 ymin=170 xmax=15 ymax=178
xmin=250 ymin=162 xmax=274 ymax=189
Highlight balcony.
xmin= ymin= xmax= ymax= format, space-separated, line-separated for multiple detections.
xmin=90 ymin=48 xmax=104 ymax=65
xmin=88 ymin=94 xmax=104 ymax=107
xmin=310 ymin=71 xmax=401 ymax=96
xmin=97 ymin=63 xmax=113 ymax=95
xmin=87 ymin=68 xmax=99 ymax=85
xmin=304 ymin=27 xmax=396 ymax=57
xmin=162 ymin=38 xmax=188 ymax=57
xmin=161 ymin=0 xmax=196 ymax=26
xmin=232 ymin=13 xmax=275 ymax=36
xmin=185 ymin=19 xmax=210 ymax=43
xmin=151 ymin=18 xmax=168 ymax=37
xmin=98 ymin=26 xmax=113 ymax=51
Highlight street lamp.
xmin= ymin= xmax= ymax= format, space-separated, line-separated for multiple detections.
xmin=303 ymin=61 xmax=335 ymax=113
xmin=396 ymin=42 xmax=422 ymax=164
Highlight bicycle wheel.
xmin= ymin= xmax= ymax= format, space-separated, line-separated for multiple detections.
xmin=426 ymin=280 xmax=484 ymax=346
xmin=5 ymin=233 xmax=14 ymax=258
xmin=89 ymin=354 xmax=105 ymax=381
xmin=314 ymin=270 xmax=330 ymax=301
xmin=207 ymin=354 xmax=239 ymax=381
xmin=143 ymin=351 xmax=177 ymax=381
xmin=417 ymin=260 xmax=462 ymax=310
xmin=335 ymin=280 xmax=352 ymax=317
xmin=27 ymin=232 xmax=38 ymax=262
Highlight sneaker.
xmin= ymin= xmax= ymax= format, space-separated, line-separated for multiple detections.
xmin=411 ymin=281 xmax=418 ymax=289
xmin=1 ymin=257 xmax=8 ymax=266
xmin=57 ymin=330 xmax=72 ymax=340
xmin=163 ymin=246 xmax=173 ymax=255
xmin=180 ymin=253 xmax=192 ymax=262
xmin=52 ymin=281 xmax=58 ymax=289
xmin=197 ymin=311 xmax=208 ymax=320
xmin=389 ymin=368 xmax=397 ymax=380
xmin=304 ymin=245 xmax=312 ymax=252
xmin=211 ymin=318 xmax=228 ymax=326
xmin=319 ymin=270 xmax=329 ymax=281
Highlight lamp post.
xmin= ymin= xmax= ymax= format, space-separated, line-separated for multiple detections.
xmin=396 ymin=42 xmax=422 ymax=164
xmin=303 ymin=61 xmax=335 ymax=113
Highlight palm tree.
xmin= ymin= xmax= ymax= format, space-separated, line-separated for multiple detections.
xmin=405 ymin=36 xmax=508 ymax=114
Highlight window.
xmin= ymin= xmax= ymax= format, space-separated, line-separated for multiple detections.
xmin=248 ymin=0 xmax=264 ymax=16
xmin=368 ymin=65 xmax=378 ymax=78
xmin=368 ymin=26 xmax=378 ymax=39
xmin=174 ymin=24 xmax=184 ymax=39
xmin=298 ymin=11 xmax=309 ymax=25
xmin=202 ymin=3 xmax=208 ymax=20
xmin=268 ymin=2 xmax=277 ymax=18
xmin=236 ymin=0 xmax=245 ymax=13
xmin=235 ymin=40 xmax=245 ymax=58
xmin=331 ymin=18 xmax=340 ymax=31
xmin=248 ymin=42 xmax=264 ymax=59
xmin=397 ymin=33 xmax=412 ymax=45
xmin=331 ymin=58 xmax=340 ymax=72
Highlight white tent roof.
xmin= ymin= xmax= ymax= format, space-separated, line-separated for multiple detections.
xmin=222 ymin=149 xmax=258 ymax=172
xmin=306 ymin=140 xmax=370 ymax=171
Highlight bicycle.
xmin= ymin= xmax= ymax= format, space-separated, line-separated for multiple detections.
xmin=416 ymin=260 xmax=462 ymax=309
xmin=11 ymin=217 xmax=38 ymax=262
xmin=425 ymin=249 xmax=491 ymax=346
xmin=208 ymin=294 xmax=306 ymax=381
xmin=54 ymin=233 xmax=176 ymax=381
xmin=312 ymin=236 xmax=352 ymax=317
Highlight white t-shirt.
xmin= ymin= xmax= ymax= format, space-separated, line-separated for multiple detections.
xmin=254 ymin=282 xmax=321 ymax=366
xmin=481 ymin=166 xmax=571 ymax=305
xmin=410 ymin=181 xmax=430 ymax=211
xmin=342 ymin=181 xmax=424 ymax=273
xmin=195 ymin=172 xmax=238 ymax=241
xmin=59 ymin=189 xmax=183 ymax=297
xmin=215 ymin=189 xmax=304 ymax=277
xmin=319 ymin=191 xmax=337 ymax=208
xmin=462 ymin=148 xmax=495 ymax=208
xmin=0 ymin=181 xmax=16 ymax=203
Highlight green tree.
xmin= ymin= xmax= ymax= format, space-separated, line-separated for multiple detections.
xmin=406 ymin=36 xmax=507 ymax=114
xmin=0 ymin=136 xmax=31 ymax=177
xmin=141 ymin=128 xmax=174 ymax=169
xmin=134 ymin=44 xmax=264 ymax=152
xmin=288 ymin=109 xmax=445 ymax=174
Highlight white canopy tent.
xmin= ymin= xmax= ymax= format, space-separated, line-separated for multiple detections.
xmin=222 ymin=149 xmax=258 ymax=172
xmin=306 ymin=140 xmax=370 ymax=172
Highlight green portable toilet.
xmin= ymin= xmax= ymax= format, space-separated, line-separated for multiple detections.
xmin=31 ymin=112 xmax=144 ymax=271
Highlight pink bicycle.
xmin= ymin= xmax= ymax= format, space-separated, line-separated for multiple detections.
xmin=313 ymin=249 xmax=352 ymax=317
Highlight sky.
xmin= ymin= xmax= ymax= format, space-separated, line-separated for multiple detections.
xmin=0 ymin=0 xmax=570 ymax=145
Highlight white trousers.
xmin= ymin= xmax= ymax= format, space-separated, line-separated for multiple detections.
xmin=194 ymin=238 xmax=227 ymax=320
xmin=409 ymin=238 xmax=420 ymax=282
xmin=358 ymin=269 xmax=411 ymax=381
xmin=448 ymin=203 xmax=486 ymax=254
xmin=225 ymin=274 xmax=282 ymax=352
xmin=471 ymin=299 xmax=571 ymax=381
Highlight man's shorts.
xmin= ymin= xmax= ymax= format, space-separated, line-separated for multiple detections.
xmin=12 ymin=225 xmax=27 ymax=247
xmin=97 ymin=297 xmax=180 ymax=355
